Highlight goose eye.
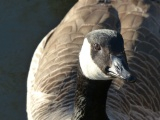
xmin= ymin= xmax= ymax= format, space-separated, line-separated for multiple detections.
xmin=93 ymin=43 xmax=101 ymax=51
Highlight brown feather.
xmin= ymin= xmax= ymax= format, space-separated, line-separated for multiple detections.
xmin=27 ymin=0 xmax=160 ymax=120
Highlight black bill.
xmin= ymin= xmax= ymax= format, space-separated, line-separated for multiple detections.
xmin=108 ymin=54 xmax=135 ymax=82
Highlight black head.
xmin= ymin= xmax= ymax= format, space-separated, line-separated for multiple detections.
xmin=79 ymin=29 xmax=135 ymax=82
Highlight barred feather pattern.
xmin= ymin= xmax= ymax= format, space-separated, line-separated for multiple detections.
xmin=27 ymin=0 xmax=160 ymax=120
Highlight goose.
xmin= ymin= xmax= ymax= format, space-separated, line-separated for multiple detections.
xmin=27 ymin=0 xmax=160 ymax=120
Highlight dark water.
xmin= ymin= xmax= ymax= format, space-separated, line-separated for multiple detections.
xmin=0 ymin=0 xmax=77 ymax=119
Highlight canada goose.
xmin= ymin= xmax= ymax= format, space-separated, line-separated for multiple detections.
xmin=27 ymin=0 xmax=160 ymax=120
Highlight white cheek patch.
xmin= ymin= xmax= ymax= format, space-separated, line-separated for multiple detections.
xmin=79 ymin=38 xmax=110 ymax=80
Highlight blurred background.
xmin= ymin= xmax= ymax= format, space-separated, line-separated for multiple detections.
xmin=0 ymin=0 xmax=77 ymax=119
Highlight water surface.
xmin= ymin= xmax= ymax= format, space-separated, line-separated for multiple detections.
xmin=0 ymin=0 xmax=77 ymax=119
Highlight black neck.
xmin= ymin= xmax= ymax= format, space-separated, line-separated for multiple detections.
xmin=72 ymin=68 xmax=112 ymax=120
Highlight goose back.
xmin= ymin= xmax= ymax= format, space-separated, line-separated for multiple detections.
xmin=107 ymin=0 xmax=160 ymax=119
xmin=27 ymin=0 xmax=160 ymax=120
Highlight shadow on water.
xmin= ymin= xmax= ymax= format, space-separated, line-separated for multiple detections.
xmin=0 ymin=0 xmax=76 ymax=120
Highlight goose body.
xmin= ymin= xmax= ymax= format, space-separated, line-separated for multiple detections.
xmin=27 ymin=0 xmax=160 ymax=120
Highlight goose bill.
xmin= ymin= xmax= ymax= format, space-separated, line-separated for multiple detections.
xmin=108 ymin=54 xmax=135 ymax=83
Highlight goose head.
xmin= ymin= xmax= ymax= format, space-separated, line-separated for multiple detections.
xmin=79 ymin=29 xmax=135 ymax=82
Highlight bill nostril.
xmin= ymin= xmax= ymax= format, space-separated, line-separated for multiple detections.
xmin=115 ymin=65 xmax=121 ymax=72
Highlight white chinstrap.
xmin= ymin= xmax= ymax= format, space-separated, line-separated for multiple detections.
xmin=79 ymin=38 xmax=110 ymax=80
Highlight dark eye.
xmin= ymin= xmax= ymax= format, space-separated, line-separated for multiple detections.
xmin=93 ymin=43 xmax=101 ymax=51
